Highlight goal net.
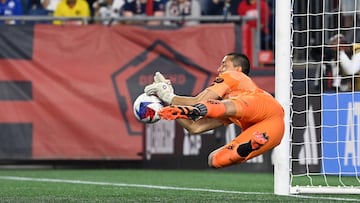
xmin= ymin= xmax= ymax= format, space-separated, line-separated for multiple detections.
xmin=274 ymin=0 xmax=360 ymax=195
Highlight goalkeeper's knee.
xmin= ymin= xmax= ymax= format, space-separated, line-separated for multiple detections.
xmin=194 ymin=100 xmax=226 ymax=118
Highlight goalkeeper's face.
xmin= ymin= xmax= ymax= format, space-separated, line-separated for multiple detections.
xmin=217 ymin=56 xmax=241 ymax=74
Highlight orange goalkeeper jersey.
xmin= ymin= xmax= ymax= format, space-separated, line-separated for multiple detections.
xmin=205 ymin=70 xmax=283 ymax=130
xmin=204 ymin=70 xmax=284 ymax=166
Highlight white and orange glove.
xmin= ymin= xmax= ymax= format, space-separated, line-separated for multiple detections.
xmin=144 ymin=72 xmax=176 ymax=104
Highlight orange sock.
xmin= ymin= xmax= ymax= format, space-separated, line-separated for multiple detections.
xmin=200 ymin=100 xmax=226 ymax=118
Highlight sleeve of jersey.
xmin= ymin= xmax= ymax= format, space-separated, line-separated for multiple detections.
xmin=205 ymin=72 xmax=236 ymax=97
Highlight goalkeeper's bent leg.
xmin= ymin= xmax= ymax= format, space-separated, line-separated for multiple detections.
xmin=209 ymin=132 xmax=269 ymax=168
xmin=208 ymin=141 xmax=245 ymax=168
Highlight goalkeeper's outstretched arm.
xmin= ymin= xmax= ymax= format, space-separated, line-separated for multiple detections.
xmin=176 ymin=117 xmax=223 ymax=134
xmin=171 ymin=89 xmax=219 ymax=106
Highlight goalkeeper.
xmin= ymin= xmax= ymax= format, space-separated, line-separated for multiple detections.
xmin=144 ymin=53 xmax=284 ymax=168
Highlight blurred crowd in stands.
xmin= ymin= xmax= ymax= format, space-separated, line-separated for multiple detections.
xmin=0 ymin=0 xmax=274 ymax=49
xmin=0 ymin=0 xmax=273 ymax=25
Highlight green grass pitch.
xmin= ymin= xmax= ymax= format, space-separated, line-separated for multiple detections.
xmin=0 ymin=169 xmax=358 ymax=202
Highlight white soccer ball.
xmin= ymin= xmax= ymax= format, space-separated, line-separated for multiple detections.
xmin=133 ymin=93 xmax=164 ymax=123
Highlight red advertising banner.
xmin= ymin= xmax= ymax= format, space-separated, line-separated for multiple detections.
xmin=0 ymin=24 xmax=248 ymax=160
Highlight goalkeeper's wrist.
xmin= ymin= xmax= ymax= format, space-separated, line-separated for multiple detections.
xmin=162 ymin=93 xmax=176 ymax=105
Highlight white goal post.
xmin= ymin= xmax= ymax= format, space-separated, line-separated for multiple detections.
xmin=274 ymin=0 xmax=360 ymax=195
xmin=273 ymin=0 xmax=291 ymax=196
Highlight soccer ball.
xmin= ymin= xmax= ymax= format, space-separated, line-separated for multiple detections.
xmin=133 ymin=93 xmax=164 ymax=123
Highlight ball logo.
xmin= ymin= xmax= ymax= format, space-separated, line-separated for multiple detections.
xmin=136 ymin=102 xmax=157 ymax=122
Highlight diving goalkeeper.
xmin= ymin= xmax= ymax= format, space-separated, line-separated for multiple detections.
xmin=144 ymin=53 xmax=284 ymax=168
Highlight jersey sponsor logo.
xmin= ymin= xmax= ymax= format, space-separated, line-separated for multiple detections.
xmin=209 ymin=77 xmax=224 ymax=86
xmin=214 ymin=77 xmax=224 ymax=83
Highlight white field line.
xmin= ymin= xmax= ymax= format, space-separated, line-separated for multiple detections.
xmin=0 ymin=176 xmax=359 ymax=202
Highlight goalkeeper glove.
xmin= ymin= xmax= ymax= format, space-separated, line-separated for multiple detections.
xmin=154 ymin=72 xmax=171 ymax=84
xmin=159 ymin=103 xmax=208 ymax=121
xmin=144 ymin=72 xmax=176 ymax=104
xmin=144 ymin=82 xmax=175 ymax=104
